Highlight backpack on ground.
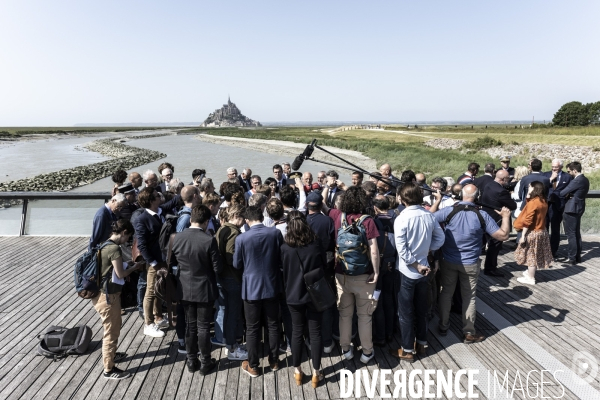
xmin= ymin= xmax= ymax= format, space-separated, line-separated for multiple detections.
xmin=336 ymin=213 xmax=371 ymax=276
xmin=37 ymin=325 xmax=92 ymax=361
xmin=74 ymin=241 xmax=113 ymax=299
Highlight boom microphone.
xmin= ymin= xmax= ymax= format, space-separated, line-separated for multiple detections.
xmin=291 ymin=139 xmax=317 ymax=171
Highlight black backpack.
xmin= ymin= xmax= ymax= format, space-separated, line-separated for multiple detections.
xmin=158 ymin=214 xmax=180 ymax=253
xmin=444 ymin=204 xmax=485 ymax=230
xmin=37 ymin=325 xmax=92 ymax=361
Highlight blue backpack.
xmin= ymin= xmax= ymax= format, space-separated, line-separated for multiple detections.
xmin=336 ymin=213 xmax=371 ymax=275
xmin=74 ymin=241 xmax=113 ymax=299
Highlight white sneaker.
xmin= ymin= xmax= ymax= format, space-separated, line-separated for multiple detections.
xmin=323 ymin=343 xmax=334 ymax=354
xmin=360 ymin=351 xmax=375 ymax=364
xmin=155 ymin=318 xmax=169 ymax=329
xmin=144 ymin=324 xmax=165 ymax=338
xmin=227 ymin=346 xmax=249 ymax=361
xmin=517 ymin=276 xmax=536 ymax=286
xmin=342 ymin=346 xmax=354 ymax=360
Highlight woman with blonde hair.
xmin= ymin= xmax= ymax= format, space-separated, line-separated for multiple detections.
xmin=514 ymin=181 xmax=553 ymax=285
xmin=511 ymin=166 xmax=530 ymax=217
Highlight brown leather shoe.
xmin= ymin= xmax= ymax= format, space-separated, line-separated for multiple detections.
xmin=311 ymin=371 xmax=324 ymax=388
xmin=270 ymin=361 xmax=279 ymax=371
xmin=389 ymin=348 xmax=415 ymax=363
xmin=464 ymin=333 xmax=486 ymax=344
xmin=241 ymin=360 xmax=260 ymax=378
xmin=294 ymin=371 xmax=304 ymax=386
xmin=415 ymin=343 xmax=428 ymax=355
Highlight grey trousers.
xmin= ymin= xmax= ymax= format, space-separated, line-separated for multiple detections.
xmin=438 ymin=259 xmax=480 ymax=335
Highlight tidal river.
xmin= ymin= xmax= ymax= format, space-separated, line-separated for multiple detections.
xmin=0 ymin=132 xmax=352 ymax=236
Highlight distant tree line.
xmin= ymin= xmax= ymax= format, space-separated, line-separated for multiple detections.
xmin=552 ymin=101 xmax=600 ymax=126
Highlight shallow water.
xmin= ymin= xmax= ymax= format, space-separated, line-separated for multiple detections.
xmin=0 ymin=133 xmax=352 ymax=236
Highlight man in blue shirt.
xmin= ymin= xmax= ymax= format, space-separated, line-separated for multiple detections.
xmin=88 ymin=193 xmax=126 ymax=250
xmin=432 ymin=184 xmax=511 ymax=343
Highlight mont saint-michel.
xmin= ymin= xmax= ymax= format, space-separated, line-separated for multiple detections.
xmin=200 ymin=97 xmax=261 ymax=127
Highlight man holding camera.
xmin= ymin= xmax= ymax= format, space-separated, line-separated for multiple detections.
xmin=433 ymin=184 xmax=511 ymax=343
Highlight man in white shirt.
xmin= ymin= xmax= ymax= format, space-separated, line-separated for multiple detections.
xmin=424 ymin=177 xmax=454 ymax=211
xmin=390 ymin=182 xmax=444 ymax=363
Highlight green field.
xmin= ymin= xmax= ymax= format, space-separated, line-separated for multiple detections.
xmin=185 ymin=126 xmax=600 ymax=233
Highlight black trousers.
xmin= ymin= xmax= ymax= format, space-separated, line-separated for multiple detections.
xmin=288 ymin=303 xmax=323 ymax=370
xmin=244 ymin=297 xmax=280 ymax=369
xmin=563 ymin=212 xmax=582 ymax=261
xmin=182 ymin=301 xmax=212 ymax=363
xmin=546 ymin=202 xmax=564 ymax=256
xmin=484 ymin=234 xmax=503 ymax=272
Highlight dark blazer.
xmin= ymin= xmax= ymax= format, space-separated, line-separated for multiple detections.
xmin=132 ymin=194 xmax=182 ymax=264
xmin=233 ymin=223 xmax=284 ymax=301
xmin=119 ymin=201 xmax=140 ymax=222
xmin=519 ymin=172 xmax=551 ymax=210
xmin=89 ymin=205 xmax=117 ymax=250
xmin=543 ymin=170 xmax=572 ymax=206
xmin=171 ymin=228 xmax=222 ymax=303
xmin=481 ymin=181 xmax=517 ymax=223
xmin=562 ymin=174 xmax=590 ymax=215
xmin=474 ymin=174 xmax=494 ymax=194
xmin=325 ymin=187 xmax=344 ymax=209
xmin=281 ymin=241 xmax=327 ymax=306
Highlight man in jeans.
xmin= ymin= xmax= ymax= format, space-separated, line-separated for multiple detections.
xmin=390 ymin=183 xmax=445 ymax=362
xmin=432 ymin=184 xmax=511 ymax=343
xmin=234 ymin=206 xmax=284 ymax=378
xmin=321 ymin=186 xmax=380 ymax=365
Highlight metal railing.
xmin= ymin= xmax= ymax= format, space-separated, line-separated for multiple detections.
xmin=1 ymin=190 xmax=599 ymax=236
xmin=0 ymin=192 xmax=110 ymax=236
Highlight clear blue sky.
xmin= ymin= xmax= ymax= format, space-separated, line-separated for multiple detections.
xmin=1 ymin=1 xmax=598 ymax=125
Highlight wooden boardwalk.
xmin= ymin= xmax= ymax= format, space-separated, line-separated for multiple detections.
xmin=1 ymin=235 xmax=599 ymax=399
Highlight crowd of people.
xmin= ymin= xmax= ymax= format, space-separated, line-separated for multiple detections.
xmin=87 ymin=156 xmax=590 ymax=383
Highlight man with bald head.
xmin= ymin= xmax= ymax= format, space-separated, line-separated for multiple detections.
xmin=480 ymin=169 xmax=517 ymax=277
xmin=379 ymin=163 xmax=395 ymax=180
xmin=177 ymin=185 xmax=201 ymax=232
xmin=129 ymin=172 xmax=143 ymax=194
xmin=433 ymin=184 xmax=511 ymax=343
xmin=544 ymin=159 xmax=572 ymax=258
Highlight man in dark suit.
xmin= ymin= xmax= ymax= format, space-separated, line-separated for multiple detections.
xmin=519 ymin=158 xmax=551 ymax=211
xmin=324 ymin=170 xmax=344 ymax=208
xmin=457 ymin=162 xmax=480 ymax=186
xmin=171 ymin=205 xmax=222 ymax=375
xmin=543 ymin=159 xmax=572 ymax=258
xmin=233 ymin=206 xmax=284 ymax=378
xmin=561 ymin=161 xmax=590 ymax=265
xmin=133 ymin=187 xmax=181 ymax=336
xmin=89 ymin=193 xmax=126 ymax=250
xmin=474 ymin=163 xmax=495 ymax=195
xmin=499 ymin=156 xmax=515 ymax=179
xmin=117 ymin=183 xmax=139 ymax=221
xmin=481 ymin=170 xmax=517 ymax=277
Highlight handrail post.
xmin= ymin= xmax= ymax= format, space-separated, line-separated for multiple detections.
xmin=20 ymin=199 xmax=29 ymax=236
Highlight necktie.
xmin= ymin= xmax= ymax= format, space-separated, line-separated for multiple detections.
xmin=328 ymin=190 xmax=334 ymax=206
xmin=553 ymin=173 xmax=559 ymax=190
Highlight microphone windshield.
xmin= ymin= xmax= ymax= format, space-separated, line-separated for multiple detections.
xmin=291 ymin=155 xmax=304 ymax=171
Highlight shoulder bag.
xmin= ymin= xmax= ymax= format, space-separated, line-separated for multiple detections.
xmin=294 ymin=249 xmax=336 ymax=312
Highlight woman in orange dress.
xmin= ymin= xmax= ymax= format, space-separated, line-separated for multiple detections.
xmin=514 ymin=181 xmax=554 ymax=285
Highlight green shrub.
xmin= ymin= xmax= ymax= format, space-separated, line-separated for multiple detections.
xmin=462 ymin=136 xmax=503 ymax=150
